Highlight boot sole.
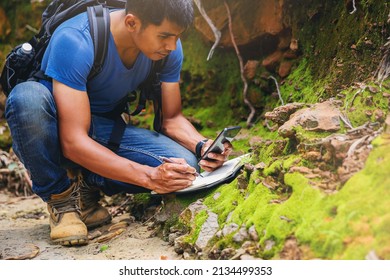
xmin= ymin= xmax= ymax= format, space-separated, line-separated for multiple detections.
xmin=52 ymin=236 xmax=88 ymax=246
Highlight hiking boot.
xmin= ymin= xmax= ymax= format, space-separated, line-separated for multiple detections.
xmin=47 ymin=182 xmax=88 ymax=246
xmin=79 ymin=179 xmax=112 ymax=229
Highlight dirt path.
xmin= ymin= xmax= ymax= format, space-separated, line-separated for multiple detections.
xmin=0 ymin=192 xmax=180 ymax=260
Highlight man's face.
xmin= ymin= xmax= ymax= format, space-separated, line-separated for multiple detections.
xmin=133 ymin=19 xmax=185 ymax=61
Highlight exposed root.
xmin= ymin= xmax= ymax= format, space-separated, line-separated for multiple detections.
xmin=349 ymin=0 xmax=357 ymax=14
xmin=194 ymin=0 xmax=221 ymax=61
xmin=269 ymin=75 xmax=285 ymax=106
xmin=224 ymin=1 xmax=256 ymax=127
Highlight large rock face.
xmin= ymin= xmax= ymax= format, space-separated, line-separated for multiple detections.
xmin=194 ymin=0 xmax=288 ymax=48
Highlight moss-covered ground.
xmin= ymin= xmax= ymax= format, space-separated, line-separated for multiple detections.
xmin=174 ymin=0 xmax=390 ymax=260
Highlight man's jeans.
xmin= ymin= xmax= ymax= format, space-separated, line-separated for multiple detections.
xmin=5 ymin=81 xmax=198 ymax=201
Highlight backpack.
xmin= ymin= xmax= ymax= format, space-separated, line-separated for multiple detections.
xmin=0 ymin=0 xmax=167 ymax=138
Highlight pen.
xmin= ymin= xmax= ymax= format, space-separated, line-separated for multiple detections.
xmin=160 ymin=156 xmax=202 ymax=177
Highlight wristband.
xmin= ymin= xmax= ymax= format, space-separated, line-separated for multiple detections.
xmin=195 ymin=139 xmax=208 ymax=159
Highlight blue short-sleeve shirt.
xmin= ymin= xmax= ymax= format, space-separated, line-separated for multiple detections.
xmin=40 ymin=12 xmax=183 ymax=114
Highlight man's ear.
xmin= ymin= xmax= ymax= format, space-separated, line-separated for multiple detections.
xmin=124 ymin=14 xmax=141 ymax=31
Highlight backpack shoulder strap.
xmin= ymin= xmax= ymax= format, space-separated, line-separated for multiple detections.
xmin=130 ymin=57 xmax=169 ymax=117
xmin=87 ymin=5 xmax=110 ymax=80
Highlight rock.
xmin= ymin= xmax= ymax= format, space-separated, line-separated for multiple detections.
xmin=180 ymin=199 xmax=208 ymax=225
xmin=244 ymin=60 xmax=260 ymax=80
xmin=244 ymin=163 xmax=255 ymax=172
xmin=248 ymin=225 xmax=259 ymax=241
xmin=283 ymin=49 xmax=299 ymax=59
xmin=155 ymin=195 xmax=184 ymax=223
xmin=240 ymin=254 xmax=258 ymax=260
xmin=264 ymin=239 xmax=275 ymax=251
xmin=278 ymin=61 xmax=293 ymax=78
xmin=242 ymin=241 xmax=260 ymax=256
xmin=249 ymin=136 xmax=264 ymax=146
xmin=237 ymin=174 xmax=248 ymax=190
xmin=262 ymin=50 xmax=283 ymax=71
xmin=278 ymin=100 xmax=343 ymax=138
xmin=230 ymin=248 xmax=246 ymax=260
xmin=194 ymin=0 xmax=286 ymax=47
xmin=365 ymin=250 xmax=380 ymax=260
xmin=323 ymin=135 xmax=355 ymax=163
xmin=225 ymin=212 xmax=233 ymax=223
xmin=280 ymin=237 xmax=301 ymax=260
xmin=368 ymin=86 xmax=379 ymax=94
xmin=174 ymin=236 xmax=188 ymax=254
xmin=289 ymin=166 xmax=313 ymax=174
xmin=265 ymin=102 xmax=306 ymax=125
xmin=278 ymin=31 xmax=293 ymax=50
xmin=183 ymin=252 xmax=192 ymax=260
xmin=222 ymin=223 xmax=239 ymax=236
xmin=232 ymin=226 xmax=249 ymax=243
xmin=213 ymin=192 xmax=221 ymax=200
xmin=254 ymin=162 xmax=266 ymax=170
xmin=290 ymin=38 xmax=299 ymax=51
xmin=220 ymin=248 xmax=236 ymax=260
xmin=168 ymin=232 xmax=182 ymax=246
xmin=195 ymin=211 xmax=219 ymax=251
xmin=374 ymin=109 xmax=385 ymax=122
xmin=303 ymin=151 xmax=322 ymax=161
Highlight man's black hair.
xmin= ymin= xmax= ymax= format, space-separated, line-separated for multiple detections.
xmin=125 ymin=0 xmax=194 ymax=29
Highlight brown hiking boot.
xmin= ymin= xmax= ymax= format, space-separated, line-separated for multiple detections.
xmin=79 ymin=179 xmax=112 ymax=229
xmin=47 ymin=182 xmax=88 ymax=246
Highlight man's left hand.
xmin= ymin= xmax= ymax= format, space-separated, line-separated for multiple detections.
xmin=198 ymin=140 xmax=232 ymax=172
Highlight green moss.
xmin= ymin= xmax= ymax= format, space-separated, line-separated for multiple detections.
xmin=132 ymin=193 xmax=152 ymax=204
xmin=294 ymin=126 xmax=334 ymax=141
xmin=204 ymin=180 xmax=245 ymax=225
xmin=294 ymin=0 xmax=388 ymax=93
xmin=180 ymin=29 xmax=246 ymax=131
xmin=184 ymin=210 xmax=208 ymax=245
xmin=253 ymin=143 xmax=282 ymax=167
xmin=186 ymin=133 xmax=390 ymax=260
xmin=282 ymin=155 xmax=301 ymax=170
xmin=263 ymin=159 xmax=284 ymax=176
xmin=293 ymin=135 xmax=390 ymax=259
xmin=342 ymin=83 xmax=389 ymax=127
xmin=231 ymin=180 xmax=279 ymax=230
xmin=279 ymin=59 xmax=322 ymax=104
xmin=164 ymin=0 xmax=390 ymax=260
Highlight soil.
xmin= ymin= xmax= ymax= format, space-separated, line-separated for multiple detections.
xmin=0 ymin=191 xmax=181 ymax=260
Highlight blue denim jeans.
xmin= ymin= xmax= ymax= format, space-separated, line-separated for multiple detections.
xmin=5 ymin=81 xmax=198 ymax=201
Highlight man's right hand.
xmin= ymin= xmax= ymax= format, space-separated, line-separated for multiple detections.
xmin=147 ymin=159 xmax=197 ymax=194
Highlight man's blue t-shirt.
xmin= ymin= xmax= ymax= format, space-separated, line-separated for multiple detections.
xmin=40 ymin=12 xmax=183 ymax=114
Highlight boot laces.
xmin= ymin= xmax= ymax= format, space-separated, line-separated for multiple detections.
xmin=48 ymin=181 xmax=81 ymax=215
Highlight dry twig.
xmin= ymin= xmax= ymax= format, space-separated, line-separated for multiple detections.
xmin=349 ymin=0 xmax=357 ymax=14
xmin=224 ymin=1 xmax=256 ymax=126
xmin=109 ymin=196 xmax=132 ymax=217
xmin=25 ymin=24 xmax=39 ymax=34
xmin=339 ymin=114 xmax=354 ymax=129
xmin=268 ymin=75 xmax=285 ymax=106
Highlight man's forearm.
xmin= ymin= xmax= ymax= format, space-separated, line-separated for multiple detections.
xmin=161 ymin=114 xmax=206 ymax=154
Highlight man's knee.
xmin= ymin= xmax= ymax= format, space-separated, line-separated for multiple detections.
xmin=6 ymin=81 xmax=55 ymax=121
